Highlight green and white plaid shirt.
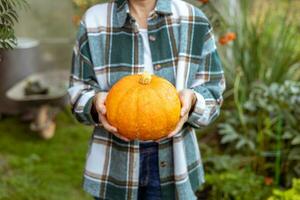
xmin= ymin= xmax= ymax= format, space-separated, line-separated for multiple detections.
xmin=68 ymin=0 xmax=225 ymax=199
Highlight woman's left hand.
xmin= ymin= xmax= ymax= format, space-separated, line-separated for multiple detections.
xmin=156 ymin=89 xmax=197 ymax=142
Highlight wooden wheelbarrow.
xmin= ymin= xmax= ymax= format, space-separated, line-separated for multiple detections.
xmin=6 ymin=69 xmax=69 ymax=140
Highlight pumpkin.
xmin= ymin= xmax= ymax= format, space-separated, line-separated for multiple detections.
xmin=106 ymin=72 xmax=181 ymax=141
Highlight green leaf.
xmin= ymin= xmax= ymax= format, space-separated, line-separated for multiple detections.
xmin=221 ymin=134 xmax=238 ymax=144
xmin=235 ymin=139 xmax=246 ymax=149
xmin=282 ymin=131 xmax=293 ymax=140
xmin=291 ymin=136 xmax=300 ymax=145
xmin=0 ymin=0 xmax=28 ymax=49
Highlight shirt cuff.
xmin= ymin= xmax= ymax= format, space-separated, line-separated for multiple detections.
xmin=73 ymin=90 xmax=100 ymax=126
xmin=90 ymin=97 xmax=100 ymax=125
xmin=187 ymin=90 xmax=208 ymax=128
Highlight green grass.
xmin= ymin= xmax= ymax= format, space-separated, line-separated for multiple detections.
xmin=0 ymin=109 xmax=93 ymax=200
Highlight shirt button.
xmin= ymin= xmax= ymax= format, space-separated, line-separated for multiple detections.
xmin=160 ymin=161 xmax=167 ymax=168
xmin=130 ymin=18 xmax=135 ymax=24
xmin=149 ymin=35 xmax=156 ymax=41
xmin=154 ymin=64 xmax=161 ymax=70
xmin=149 ymin=10 xmax=158 ymax=19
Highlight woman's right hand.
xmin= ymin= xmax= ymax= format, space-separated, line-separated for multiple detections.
xmin=93 ymin=92 xmax=130 ymax=142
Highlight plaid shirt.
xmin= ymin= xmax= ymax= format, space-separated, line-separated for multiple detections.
xmin=68 ymin=0 xmax=225 ymax=199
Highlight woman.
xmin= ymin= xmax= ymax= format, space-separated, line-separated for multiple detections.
xmin=68 ymin=0 xmax=225 ymax=199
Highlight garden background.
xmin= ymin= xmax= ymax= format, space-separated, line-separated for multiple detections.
xmin=0 ymin=0 xmax=299 ymax=199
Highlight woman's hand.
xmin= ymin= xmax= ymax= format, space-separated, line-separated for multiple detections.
xmin=93 ymin=92 xmax=130 ymax=142
xmin=164 ymin=89 xmax=197 ymax=140
xmin=168 ymin=89 xmax=197 ymax=137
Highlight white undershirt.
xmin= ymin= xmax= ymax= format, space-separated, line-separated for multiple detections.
xmin=139 ymin=28 xmax=154 ymax=74
xmin=139 ymin=28 xmax=155 ymax=143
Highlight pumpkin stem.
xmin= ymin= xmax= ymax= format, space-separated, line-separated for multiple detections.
xmin=139 ymin=71 xmax=152 ymax=85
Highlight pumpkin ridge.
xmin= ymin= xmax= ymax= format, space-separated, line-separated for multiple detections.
xmin=149 ymin=87 xmax=170 ymax=135
xmin=137 ymin=87 xmax=156 ymax=140
xmin=115 ymin=86 xmax=139 ymax=137
xmin=106 ymin=77 xmax=137 ymax=125
xmin=150 ymin=78 xmax=181 ymax=132
xmin=136 ymin=86 xmax=141 ymax=140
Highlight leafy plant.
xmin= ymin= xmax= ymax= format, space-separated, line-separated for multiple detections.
xmin=199 ymin=143 xmax=253 ymax=173
xmin=198 ymin=0 xmax=300 ymax=108
xmin=198 ymin=143 xmax=273 ymax=199
xmin=268 ymin=179 xmax=300 ymax=200
xmin=0 ymin=0 xmax=29 ymax=49
xmin=218 ymin=80 xmax=300 ymax=187
xmin=194 ymin=0 xmax=300 ymax=188
xmin=203 ymin=0 xmax=300 ymax=88
xmin=198 ymin=168 xmax=272 ymax=200
xmin=220 ymin=81 xmax=300 ymax=150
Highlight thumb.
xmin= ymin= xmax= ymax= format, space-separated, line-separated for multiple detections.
xmin=180 ymin=95 xmax=189 ymax=117
xmin=99 ymin=105 xmax=106 ymax=115
xmin=181 ymin=106 xmax=189 ymax=117
xmin=95 ymin=92 xmax=108 ymax=115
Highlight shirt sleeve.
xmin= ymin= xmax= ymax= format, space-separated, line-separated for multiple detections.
xmin=187 ymin=23 xmax=226 ymax=128
xmin=67 ymin=20 xmax=101 ymax=126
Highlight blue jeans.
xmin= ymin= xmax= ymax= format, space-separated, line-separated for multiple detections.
xmin=138 ymin=142 xmax=161 ymax=200
xmin=94 ymin=142 xmax=161 ymax=200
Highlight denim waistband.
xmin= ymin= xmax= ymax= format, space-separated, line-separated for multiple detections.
xmin=139 ymin=141 xmax=158 ymax=148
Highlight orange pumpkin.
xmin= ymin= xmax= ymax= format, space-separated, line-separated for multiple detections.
xmin=106 ymin=72 xmax=181 ymax=141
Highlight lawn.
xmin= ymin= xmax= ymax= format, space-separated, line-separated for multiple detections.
xmin=0 ymin=109 xmax=93 ymax=200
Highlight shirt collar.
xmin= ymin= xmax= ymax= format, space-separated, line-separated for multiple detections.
xmin=115 ymin=0 xmax=172 ymax=28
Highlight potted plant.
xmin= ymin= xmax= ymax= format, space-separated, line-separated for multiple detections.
xmin=0 ymin=0 xmax=28 ymax=49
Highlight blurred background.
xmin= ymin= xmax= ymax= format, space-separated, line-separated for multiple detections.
xmin=0 ymin=0 xmax=299 ymax=199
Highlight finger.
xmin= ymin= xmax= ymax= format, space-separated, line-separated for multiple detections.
xmin=99 ymin=115 xmax=130 ymax=142
xmin=99 ymin=114 xmax=118 ymax=133
xmin=181 ymin=106 xmax=189 ymax=117
xmin=155 ymin=135 xmax=169 ymax=143
xmin=95 ymin=93 xmax=108 ymax=114
xmin=95 ymin=101 xmax=106 ymax=115
xmin=99 ymin=105 xmax=106 ymax=115
xmin=95 ymin=103 xmax=105 ymax=114
xmin=112 ymin=132 xmax=130 ymax=142
xmin=179 ymin=95 xmax=190 ymax=117
xmin=168 ymin=114 xmax=188 ymax=138
xmin=167 ymin=125 xmax=181 ymax=138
